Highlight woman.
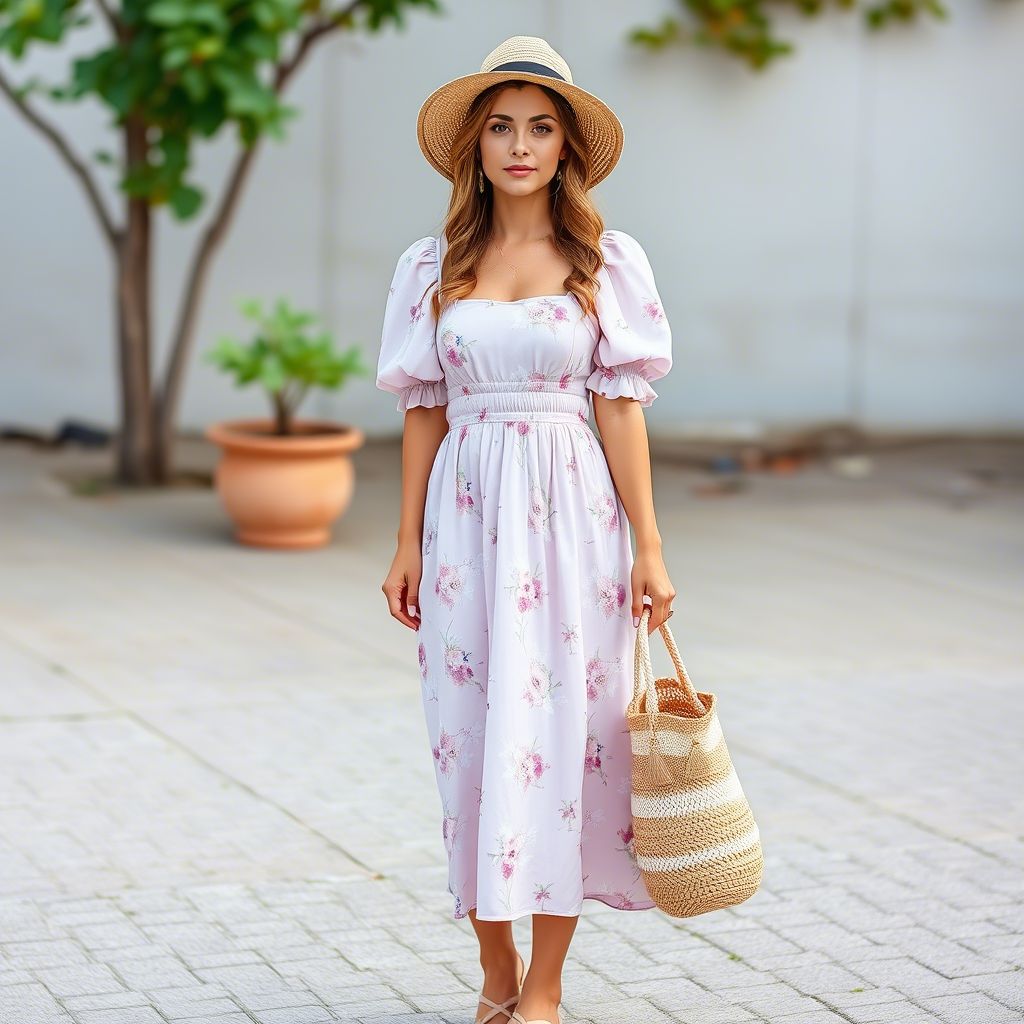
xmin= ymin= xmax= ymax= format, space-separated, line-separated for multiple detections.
xmin=377 ymin=36 xmax=675 ymax=1024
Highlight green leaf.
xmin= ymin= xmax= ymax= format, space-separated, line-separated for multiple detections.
xmin=179 ymin=64 xmax=209 ymax=102
xmin=238 ymin=298 xmax=263 ymax=320
xmin=240 ymin=32 xmax=278 ymax=61
xmin=193 ymin=35 xmax=223 ymax=60
xmin=147 ymin=2 xmax=191 ymax=28
xmin=161 ymin=45 xmax=192 ymax=70
xmin=169 ymin=182 xmax=203 ymax=219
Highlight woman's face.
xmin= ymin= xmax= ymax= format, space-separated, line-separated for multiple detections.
xmin=478 ymin=84 xmax=568 ymax=197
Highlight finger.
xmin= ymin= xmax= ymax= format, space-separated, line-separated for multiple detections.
xmin=406 ymin=575 xmax=421 ymax=622
xmin=641 ymin=593 xmax=656 ymax=634
xmin=631 ymin=582 xmax=646 ymax=628
xmin=664 ymin=586 xmax=678 ymax=626
xmin=384 ymin=581 xmax=419 ymax=631
xmin=652 ymin=593 xmax=672 ymax=633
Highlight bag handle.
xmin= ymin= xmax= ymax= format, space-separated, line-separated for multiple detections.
xmin=633 ymin=605 xmax=706 ymax=732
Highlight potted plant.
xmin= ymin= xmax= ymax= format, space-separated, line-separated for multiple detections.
xmin=205 ymin=297 xmax=368 ymax=549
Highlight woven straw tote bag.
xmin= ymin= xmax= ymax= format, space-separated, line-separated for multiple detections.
xmin=628 ymin=605 xmax=764 ymax=917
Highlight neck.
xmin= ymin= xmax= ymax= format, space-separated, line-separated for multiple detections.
xmin=489 ymin=193 xmax=555 ymax=245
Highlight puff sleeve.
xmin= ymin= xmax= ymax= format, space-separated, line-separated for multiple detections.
xmin=375 ymin=234 xmax=448 ymax=412
xmin=586 ymin=228 xmax=673 ymax=408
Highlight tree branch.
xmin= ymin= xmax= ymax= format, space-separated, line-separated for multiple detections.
xmin=0 ymin=64 xmax=120 ymax=247
xmin=275 ymin=3 xmax=363 ymax=89
xmin=155 ymin=3 xmax=361 ymax=446
xmin=93 ymin=0 xmax=122 ymax=38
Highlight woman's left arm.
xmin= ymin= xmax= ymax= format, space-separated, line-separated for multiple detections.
xmin=586 ymin=228 xmax=676 ymax=633
xmin=592 ymin=394 xmax=676 ymax=634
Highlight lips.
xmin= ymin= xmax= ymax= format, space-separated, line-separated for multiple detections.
xmin=505 ymin=166 xmax=535 ymax=172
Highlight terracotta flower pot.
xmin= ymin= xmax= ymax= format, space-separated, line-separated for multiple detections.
xmin=205 ymin=418 xmax=365 ymax=549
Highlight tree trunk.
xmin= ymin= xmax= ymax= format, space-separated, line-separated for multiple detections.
xmin=151 ymin=141 xmax=262 ymax=484
xmin=115 ymin=115 xmax=155 ymax=485
xmin=273 ymin=391 xmax=290 ymax=436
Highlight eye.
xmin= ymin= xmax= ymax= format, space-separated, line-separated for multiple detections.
xmin=490 ymin=124 xmax=554 ymax=134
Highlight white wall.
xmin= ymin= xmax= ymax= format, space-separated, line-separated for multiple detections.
xmin=1 ymin=0 xmax=1022 ymax=438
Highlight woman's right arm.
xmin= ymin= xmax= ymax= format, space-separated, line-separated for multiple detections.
xmin=382 ymin=406 xmax=448 ymax=631
xmin=374 ymin=235 xmax=449 ymax=631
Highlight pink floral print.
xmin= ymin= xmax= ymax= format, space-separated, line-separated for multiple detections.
xmin=509 ymin=566 xmax=545 ymax=613
xmin=442 ymin=799 xmax=467 ymax=858
xmin=526 ymin=297 xmax=572 ymax=329
xmin=585 ymin=651 xmax=622 ymax=703
xmin=442 ymin=627 xmax=482 ymax=692
xmin=435 ymin=556 xmax=480 ymax=609
xmin=559 ymin=798 xmax=578 ymax=831
xmin=527 ymin=483 xmax=556 ymax=537
xmin=454 ymin=467 xmax=483 ymax=522
xmin=592 ymin=570 xmax=629 ymax=619
xmin=506 ymin=564 xmax=547 ymax=645
xmin=561 ymin=622 xmax=580 ymax=654
xmin=488 ymin=827 xmax=536 ymax=913
xmin=642 ymin=298 xmax=665 ymax=324
xmin=418 ymin=639 xmax=436 ymax=703
xmin=433 ymin=724 xmax=475 ymax=778
xmin=422 ymin=517 xmax=437 ymax=556
xmin=503 ymin=418 xmax=534 ymax=468
xmin=490 ymin=830 xmax=530 ymax=880
xmin=588 ymin=491 xmax=620 ymax=533
xmin=441 ymin=326 xmax=478 ymax=369
xmin=505 ymin=737 xmax=552 ymax=793
xmin=533 ymin=882 xmax=553 ymax=910
xmin=522 ymin=658 xmax=563 ymax=711
xmin=584 ymin=722 xmax=608 ymax=785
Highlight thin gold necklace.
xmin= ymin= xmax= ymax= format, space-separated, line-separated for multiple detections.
xmin=492 ymin=233 xmax=552 ymax=280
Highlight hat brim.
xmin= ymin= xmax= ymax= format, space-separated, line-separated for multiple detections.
xmin=417 ymin=70 xmax=624 ymax=191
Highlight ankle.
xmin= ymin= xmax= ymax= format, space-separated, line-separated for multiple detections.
xmin=480 ymin=948 xmax=520 ymax=975
xmin=519 ymin=978 xmax=561 ymax=1003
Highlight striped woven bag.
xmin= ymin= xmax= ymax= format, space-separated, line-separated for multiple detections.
xmin=628 ymin=605 xmax=764 ymax=917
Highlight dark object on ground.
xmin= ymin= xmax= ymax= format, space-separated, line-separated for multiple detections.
xmin=1 ymin=420 xmax=111 ymax=448
xmin=709 ymin=455 xmax=741 ymax=474
xmin=54 ymin=421 xmax=111 ymax=447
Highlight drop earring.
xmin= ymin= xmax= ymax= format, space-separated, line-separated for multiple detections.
xmin=478 ymin=168 xmax=485 ymax=194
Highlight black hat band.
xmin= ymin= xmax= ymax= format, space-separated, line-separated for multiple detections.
xmin=488 ymin=60 xmax=567 ymax=82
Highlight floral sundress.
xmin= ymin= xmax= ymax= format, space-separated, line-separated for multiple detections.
xmin=376 ymin=228 xmax=673 ymax=921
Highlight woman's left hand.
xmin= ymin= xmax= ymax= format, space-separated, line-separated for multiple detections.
xmin=631 ymin=547 xmax=676 ymax=634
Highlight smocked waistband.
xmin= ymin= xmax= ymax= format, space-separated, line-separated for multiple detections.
xmin=446 ymin=382 xmax=591 ymax=429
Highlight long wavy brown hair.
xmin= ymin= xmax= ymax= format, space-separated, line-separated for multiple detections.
xmin=429 ymin=80 xmax=607 ymax=324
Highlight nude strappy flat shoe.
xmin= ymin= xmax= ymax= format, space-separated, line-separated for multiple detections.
xmin=510 ymin=1010 xmax=562 ymax=1024
xmin=475 ymin=952 xmax=525 ymax=1023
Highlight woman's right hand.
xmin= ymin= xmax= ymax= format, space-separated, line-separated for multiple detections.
xmin=382 ymin=540 xmax=423 ymax=631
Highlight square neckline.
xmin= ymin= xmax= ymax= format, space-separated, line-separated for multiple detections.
xmin=441 ymin=292 xmax=588 ymax=328
xmin=455 ymin=293 xmax=573 ymax=304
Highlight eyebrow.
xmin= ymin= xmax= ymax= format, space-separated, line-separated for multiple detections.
xmin=487 ymin=113 xmax=558 ymax=123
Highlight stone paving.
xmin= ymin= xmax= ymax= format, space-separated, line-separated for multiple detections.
xmin=0 ymin=436 xmax=1022 ymax=1024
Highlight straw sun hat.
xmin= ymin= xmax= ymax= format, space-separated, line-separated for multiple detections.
xmin=416 ymin=35 xmax=625 ymax=190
